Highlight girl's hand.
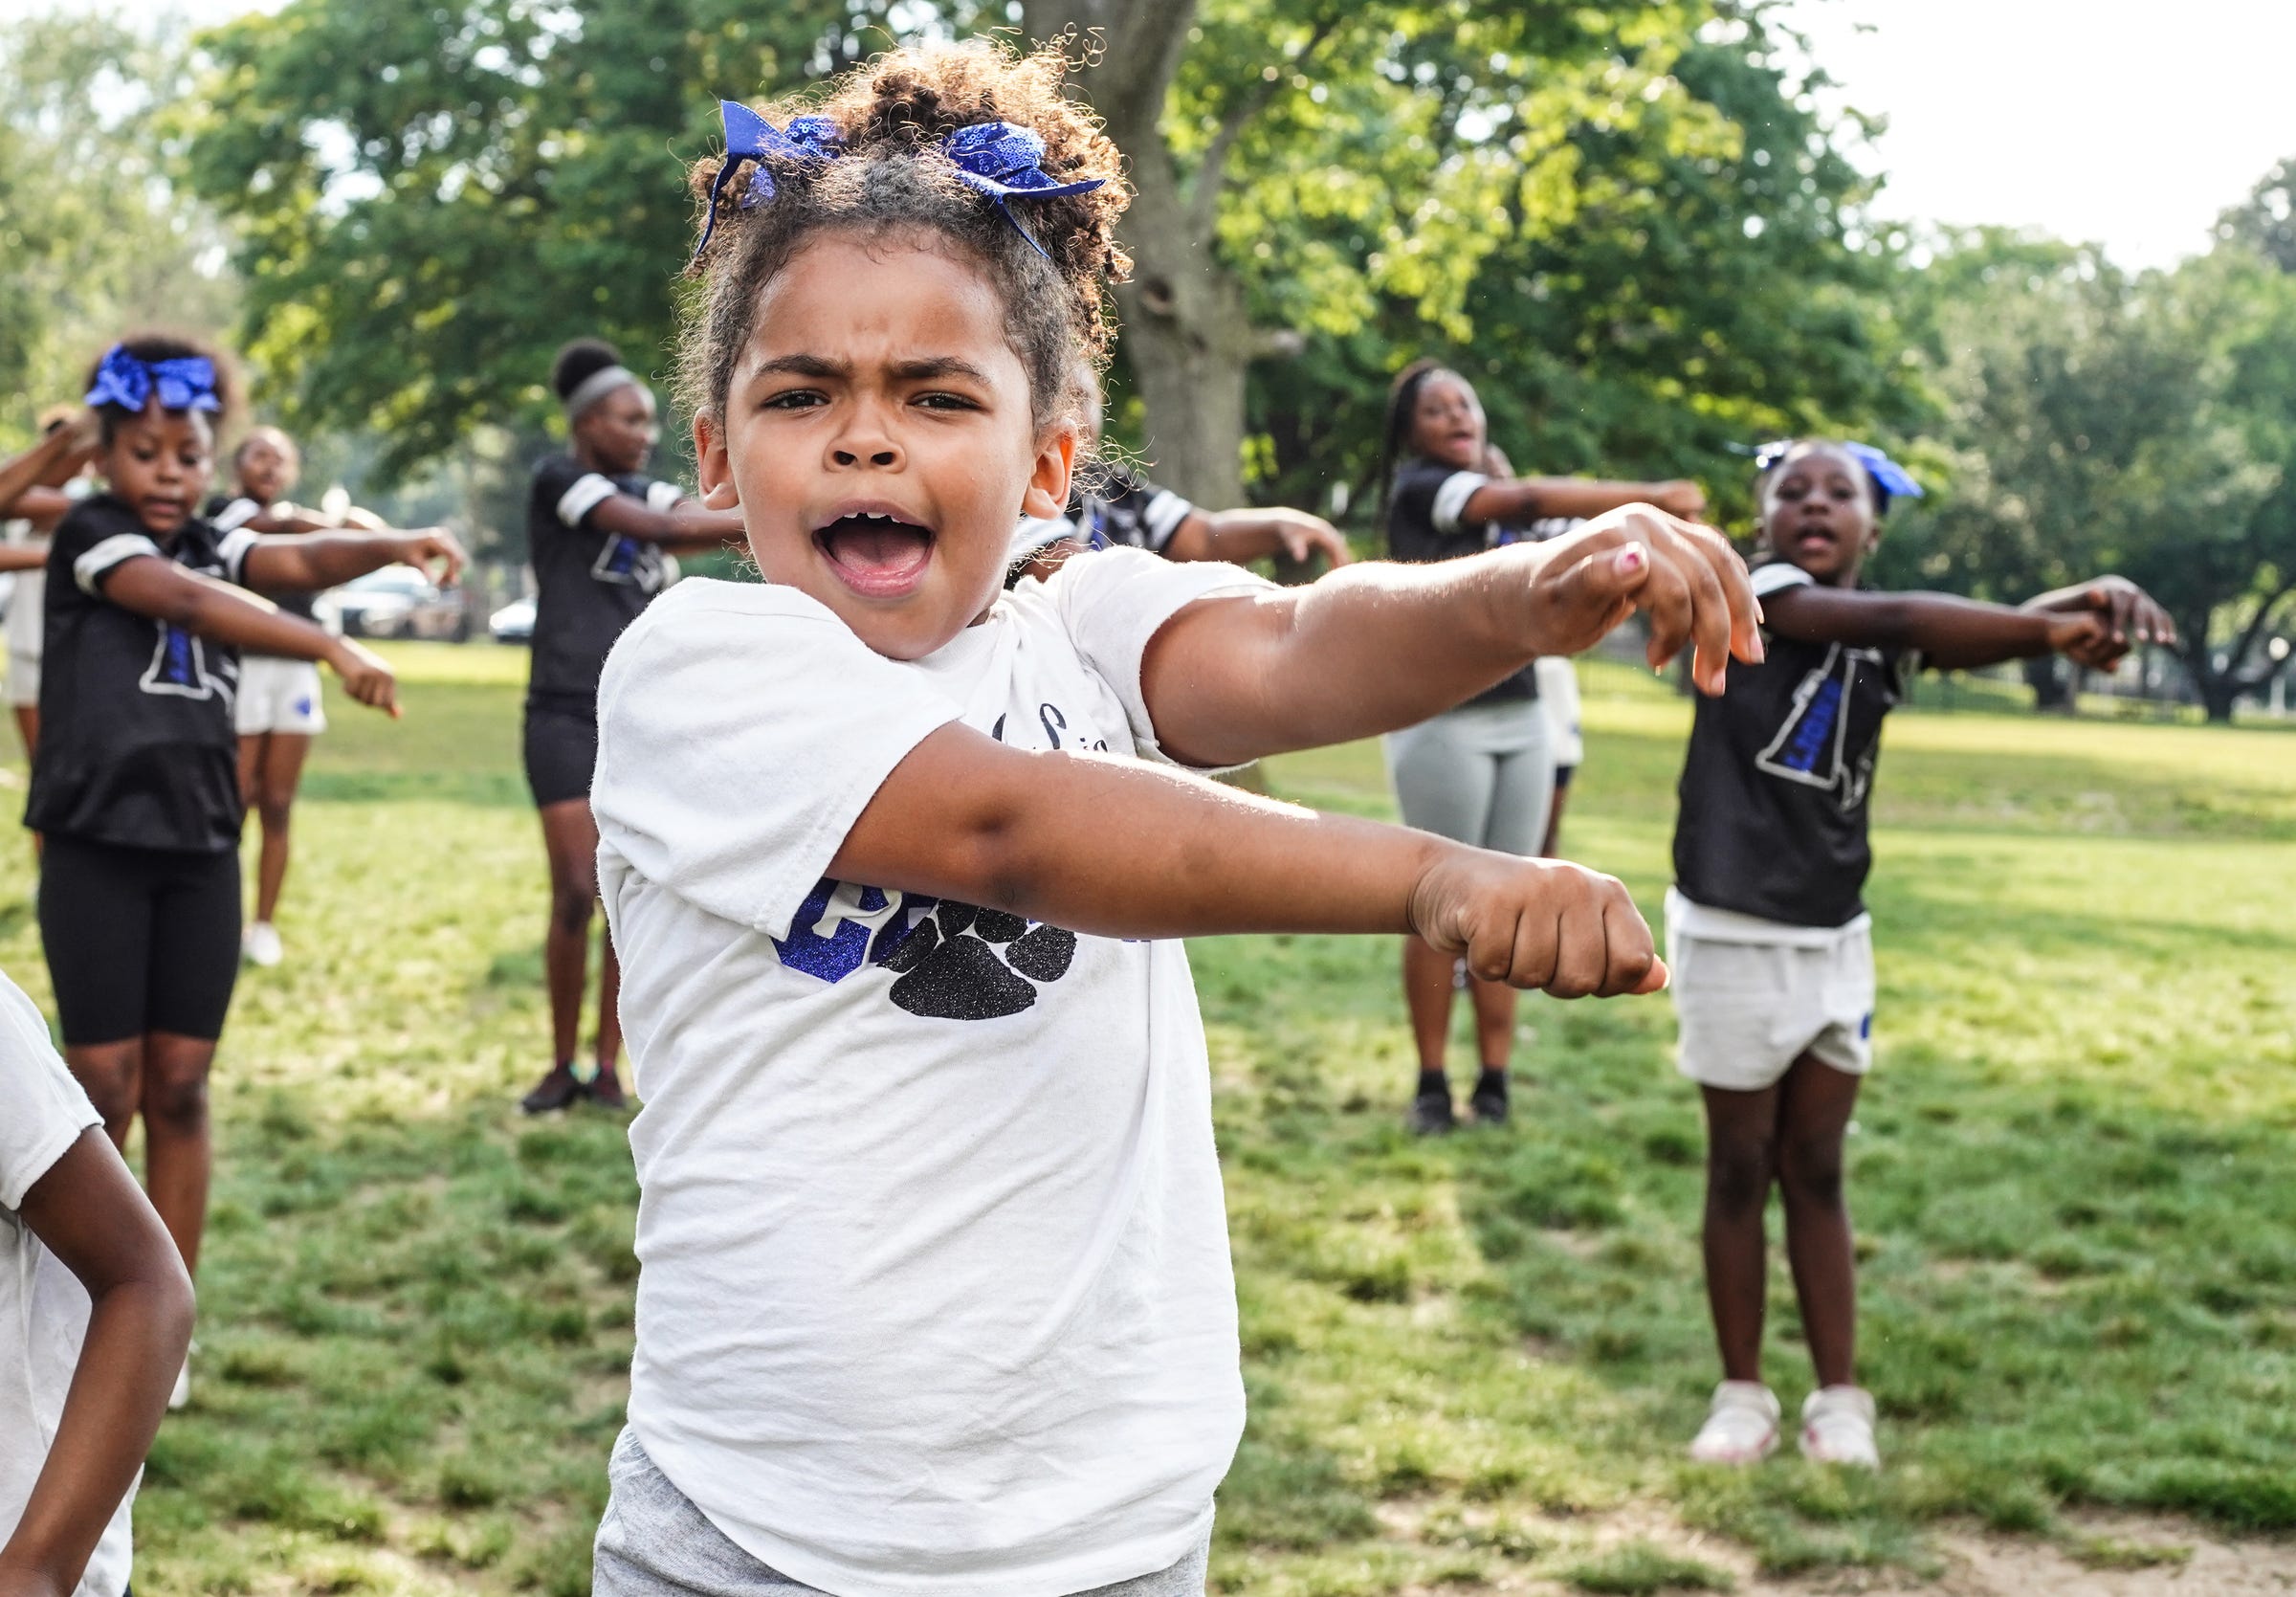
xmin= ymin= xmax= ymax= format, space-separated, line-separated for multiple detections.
xmin=1406 ymin=844 xmax=1665 ymax=998
xmin=1522 ymin=504 xmax=1762 ymax=694
xmin=2046 ymin=611 xmax=2120 ymax=670
xmin=393 ymin=526 xmax=469 ymax=588
xmin=1650 ymin=480 xmax=1708 ymax=519
xmin=2031 ymin=574 xmax=2175 ymax=654
xmin=1269 ymin=509 xmax=1354 ymax=567
xmin=325 ymin=637 xmax=401 ymax=718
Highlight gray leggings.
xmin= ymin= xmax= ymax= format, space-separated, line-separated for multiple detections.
xmin=1384 ymin=697 xmax=1555 ymax=857
xmin=592 ymin=1428 xmax=1213 ymax=1597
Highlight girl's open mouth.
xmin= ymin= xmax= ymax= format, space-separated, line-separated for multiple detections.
xmin=816 ymin=510 xmax=936 ymax=599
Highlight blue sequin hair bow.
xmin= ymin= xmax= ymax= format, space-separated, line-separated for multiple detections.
xmin=1753 ymin=438 xmax=1924 ymax=509
xmin=84 ymin=344 xmax=222 ymax=414
xmin=692 ymin=100 xmax=1106 ymax=265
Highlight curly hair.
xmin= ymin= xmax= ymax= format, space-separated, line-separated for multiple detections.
xmin=677 ymin=40 xmax=1131 ymax=437
xmin=84 ymin=332 xmax=237 ymax=444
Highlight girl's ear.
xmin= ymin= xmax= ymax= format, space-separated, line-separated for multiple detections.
xmin=1022 ymin=423 xmax=1077 ymax=521
xmin=694 ymin=410 xmax=739 ymax=510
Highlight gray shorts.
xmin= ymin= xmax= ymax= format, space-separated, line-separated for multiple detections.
xmin=1383 ymin=697 xmax=1555 ymax=857
xmin=592 ymin=1428 xmax=1213 ymax=1597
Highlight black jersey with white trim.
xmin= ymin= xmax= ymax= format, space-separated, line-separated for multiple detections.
xmin=28 ymin=495 xmax=255 ymax=853
xmin=207 ymin=494 xmax=320 ymax=638
xmin=1384 ymin=455 xmax=1535 ymax=703
xmin=1068 ymin=467 xmax=1195 ymax=554
xmin=526 ymin=454 xmax=680 ymax=710
xmin=1670 ymin=563 xmax=1909 ymax=928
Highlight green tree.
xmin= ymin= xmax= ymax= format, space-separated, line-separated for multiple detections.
xmin=183 ymin=0 xmax=1005 ymax=477
xmin=0 ymin=12 xmax=236 ymax=442
xmin=1024 ymin=0 xmax=1904 ymax=515
xmin=1237 ymin=4 xmax=1910 ymax=526
xmin=1897 ymin=230 xmax=2292 ymax=721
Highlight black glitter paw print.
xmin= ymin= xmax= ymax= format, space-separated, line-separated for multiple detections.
xmin=879 ymin=899 xmax=1077 ymax=1020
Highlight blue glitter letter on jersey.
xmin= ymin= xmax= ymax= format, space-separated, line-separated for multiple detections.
xmin=1779 ymin=677 xmax=1843 ymax=774
xmin=158 ymin=624 xmax=196 ymax=687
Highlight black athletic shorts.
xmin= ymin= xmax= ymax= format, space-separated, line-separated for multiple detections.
xmin=1555 ymin=763 xmax=1578 ymax=793
xmin=39 ymin=835 xmax=242 ymax=1046
xmin=523 ymin=698 xmax=600 ymax=809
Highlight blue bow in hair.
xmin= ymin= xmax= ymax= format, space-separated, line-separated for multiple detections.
xmin=1753 ymin=439 xmax=1925 ymax=505
xmin=941 ymin=122 xmax=1105 ymax=261
xmin=84 ymin=345 xmax=222 ymax=414
xmin=692 ymin=101 xmax=845 ymax=261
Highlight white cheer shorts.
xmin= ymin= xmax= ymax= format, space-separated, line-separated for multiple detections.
xmin=1666 ymin=888 xmax=1874 ymax=1092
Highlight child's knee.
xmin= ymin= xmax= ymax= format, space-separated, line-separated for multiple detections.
xmin=1778 ymin=1137 xmax=1846 ymax=1209
xmin=1706 ymin=1136 xmax=1776 ymax=1214
xmin=144 ymin=1066 xmax=211 ymax=1134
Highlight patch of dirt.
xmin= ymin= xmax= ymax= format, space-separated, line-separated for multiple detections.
xmin=1761 ymin=1514 xmax=2296 ymax=1595
xmin=1384 ymin=1504 xmax=2296 ymax=1595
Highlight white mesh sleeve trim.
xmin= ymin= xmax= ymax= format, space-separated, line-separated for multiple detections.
xmin=1140 ymin=489 xmax=1196 ymax=550
xmin=215 ymin=525 xmax=260 ymax=582
xmin=557 ymin=473 xmax=618 ymax=527
xmin=1429 ymin=472 xmax=1490 ymax=534
xmin=211 ymin=497 xmax=262 ymax=532
xmin=1751 ymin=563 xmax=1816 ymax=598
xmin=74 ymin=532 xmax=163 ymax=596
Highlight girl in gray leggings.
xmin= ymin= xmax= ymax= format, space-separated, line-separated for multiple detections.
xmin=1377 ymin=359 xmax=1706 ymax=1132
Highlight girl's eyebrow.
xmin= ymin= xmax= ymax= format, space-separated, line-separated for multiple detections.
xmin=753 ymin=353 xmax=993 ymax=385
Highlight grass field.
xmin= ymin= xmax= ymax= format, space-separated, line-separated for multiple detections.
xmin=4 ymin=642 xmax=2291 ymax=1595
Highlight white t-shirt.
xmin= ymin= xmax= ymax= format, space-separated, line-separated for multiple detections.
xmin=0 ymin=973 xmax=126 ymax=1597
xmin=4 ymin=519 xmax=41 ymax=659
xmin=1534 ymin=655 xmax=1582 ymax=767
xmin=592 ymin=547 xmax=1271 ymax=1597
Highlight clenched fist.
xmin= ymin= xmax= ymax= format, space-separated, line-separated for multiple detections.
xmin=1407 ymin=845 xmax=1666 ymax=999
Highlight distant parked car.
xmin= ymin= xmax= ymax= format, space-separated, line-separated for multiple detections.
xmin=490 ymin=596 xmax=536 ymax=644
xmin=316 ymin=564 xmax=469 ymax=641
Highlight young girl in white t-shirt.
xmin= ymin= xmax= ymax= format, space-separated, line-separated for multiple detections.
xmin=0 ymin=968 xmax=194 ymax=1597
xmin=587 ymin=42 xmax=1762 ymax=1597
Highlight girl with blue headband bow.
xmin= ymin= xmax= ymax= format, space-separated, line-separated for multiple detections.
xmin=28 ymin=332 xmax=470 ymax=1413
xmin=589 ymin=40 xmax=1763 ymax=1597
xmin=1667 ymin=438 xmax=2174 ymax=1474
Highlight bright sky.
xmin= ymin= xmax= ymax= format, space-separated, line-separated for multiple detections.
xmin=1785 ymin=0 xmax=2296 ymax=267
xmin=11 ymin=0 xmax=2291 ymax=271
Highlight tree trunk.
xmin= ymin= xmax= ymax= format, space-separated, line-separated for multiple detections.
xmin=2196 ymin=673 xmax=2241 ymax=723
xmin=1112 ymin=195 xmax=1253 ymax=508
xmin=1022 ymin=0 xmax=1252 ymax=508
xmin=2023 ymin=654 xmax=2074 ymax=713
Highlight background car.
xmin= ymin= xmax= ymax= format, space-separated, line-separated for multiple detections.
xmin=316 ymin=564 xmax=469 ymax=641
xmin=489 ymin=596 xmax=536 ymax=644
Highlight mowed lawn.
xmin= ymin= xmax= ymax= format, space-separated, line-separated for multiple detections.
xmin=0 ymin=643 xmax=2289 ymax=1595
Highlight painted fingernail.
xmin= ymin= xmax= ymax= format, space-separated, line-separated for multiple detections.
xmin=1619 ymin=544 xmax=1645 ymax=571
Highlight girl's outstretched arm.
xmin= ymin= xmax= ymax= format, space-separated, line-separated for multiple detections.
xmin=1138 ymin=504 xmax=1763 ymax=768
xmin=830 ymin=723 xmax=1665 ymax=999
xmin=586 ymin=494 xmax=748 ymax=555
xmin=1164 ymin=505 xmax=1355 ymax=568
xmin=0 ymin=418 xmax=96 ymax=521
xmin=99 ymin=559 xmax=402 ymax=716
xmin=239 ymin=526 xmax=469 ymax=594
xmin=1760 ymin=583 xmax=2124 ymax=672
xmin=0 ymin=1133 xmax=195 ymax=1597
xmin=1463 ymin=475 xmax=1707 ymax=525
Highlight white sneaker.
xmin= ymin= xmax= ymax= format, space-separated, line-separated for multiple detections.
xmin=1689 ymin=1380 xmax=1780 ymax=1464
xmin=243 ymin=921 xmax=283 ymax=967
xmin=1799 ymin=1385 xmax=1880 ymax=1468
